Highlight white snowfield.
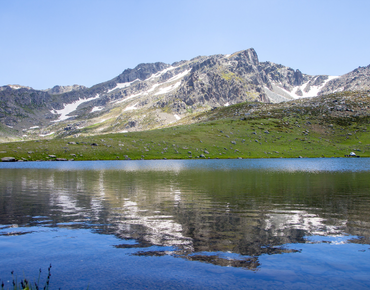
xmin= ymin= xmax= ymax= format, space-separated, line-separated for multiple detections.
xmin=292 ymin=76 xmax=338 ymax=98
xmin=107 ymin=79 xmax=140 ymax=93
xmin=91 ymin=106 xmax=104 ymax=113
xmin=112 ymin=69 xmax=191 ymax=103
xmin=145 ymin=83 xmax=160 ymax=94
xmin=114 ymin=91 xmax=143 ymax=104
xmin=154 ymin=81 xmax=181 ymax=96
xmin=51 ymin=94 xmax=100 ymax=122
xmin=123 ymin=103 xmax=138 ymax=111
xmin=39 ymin=132 xmax=55 ymax=137
xmin=165 ymin=69 xmax=191 ymax=83
xmin=275 ymin=76 xmax=339 ymax=100
xmin=145 ymin=66 xmax=176 ymax=82
xmin=149 ymin=69 xmax=190 ymax=96
xmin=174 ymin=114 xmax=181 ymax=120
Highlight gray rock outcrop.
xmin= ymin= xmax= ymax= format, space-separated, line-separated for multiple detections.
xmin=1 ymin=157 xmax=16 ymax=162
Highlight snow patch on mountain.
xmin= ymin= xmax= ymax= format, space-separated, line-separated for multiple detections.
xmin=51 ymin=94 xmax=100 ymax=122
xmin=145 ymin=83 xmax=160 ymax=94
xmin=10 ymin=85 xmax=22 ymax=90
xmin=270 ymin=76 xmax=340 ymax=102
xmin=154 ymin=81 xmax=182 ymax=96
xmin=108 ymin=79 xmax=140 ymax=93
xmin=167 ymin=69 xmax=191 ymax=82
xmin=146 ymin=70 xmax=190 ymax=95
xmin=114 ymin=91 xmax=143 ymax=104
xmin=293 ymin=76 xmax=339 ymax=98
xmin=39 ymin=132 xmax=55 ymax=137
xmin=111 ymin=69 xmax=190 ymax=102
xmin=8 ymin=85 xmax=32 ymax=90
xmin=91 ymin=106 xmax=104 ymax=113
xmin=146 ymin=66 xmax=176 ymax=81
xmin=123 ymin=103 xmax=138 ymax=111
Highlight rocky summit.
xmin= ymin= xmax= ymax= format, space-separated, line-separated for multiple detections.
xmin=0 ymin=48 xmax=369 ymax=142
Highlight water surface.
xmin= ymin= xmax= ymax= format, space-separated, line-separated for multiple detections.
xmin=0 ymin=159 xmax=369 ymax=289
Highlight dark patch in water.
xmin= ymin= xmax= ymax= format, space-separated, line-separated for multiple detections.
xmin=114 ymin=241 xmax=152 ymax=249
xmin=132 ymin=250 xmax=169 ymax=257
xmin=0 ymin=231 xmax=34 ymax=236
xmin=185 ymin=254 xmax=260 ymax=270
xmin=131 ymin=249 xmax=262 ymax=269
xmin=348 ymin=236 xmax=370 ymax=245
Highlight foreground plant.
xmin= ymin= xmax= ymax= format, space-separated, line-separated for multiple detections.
xmin=0 ymin=264 xmax=52 ymax=290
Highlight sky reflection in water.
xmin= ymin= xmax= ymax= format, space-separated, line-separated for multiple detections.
xmin=0 ymin=158 xmax=369 ymax=289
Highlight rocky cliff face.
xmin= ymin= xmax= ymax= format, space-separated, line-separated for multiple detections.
xmin=46 ymin=84 xmax=87 ymax=95
xmin=0 ymin=48 xmax=369 ymax=141
xmin=319 ymin=65 xmax=370 ymax=95
xmin=0 ymin=86 xmax=55 ymax=125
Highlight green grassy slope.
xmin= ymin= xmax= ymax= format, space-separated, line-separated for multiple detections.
xmin=1 ymin=91 xmax=370 ymax=161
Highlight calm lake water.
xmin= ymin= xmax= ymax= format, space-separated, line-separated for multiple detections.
xmin=0 ymin=158 xmax=370 ymax=289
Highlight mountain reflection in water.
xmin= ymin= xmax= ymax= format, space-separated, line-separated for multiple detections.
xmin=0 ymin=159 xmax=370 ymax=273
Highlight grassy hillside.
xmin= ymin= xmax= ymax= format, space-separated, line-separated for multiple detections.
xmin=1 ymin=91 xmax=370 ymax=161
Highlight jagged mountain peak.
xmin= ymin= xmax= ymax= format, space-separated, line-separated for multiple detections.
xmin=46 ymin=84 xmax=87 ymax=95
xmin=3 ymin=84 xmax=33 ymax=90
xmin=228 ymin=48 xmax=259 ymax=64
xmin=115 ymin=62 xmax=170 ymax=83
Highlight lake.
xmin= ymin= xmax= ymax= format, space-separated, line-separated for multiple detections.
xmin=0 ymin=158 xmax=370 ymax=289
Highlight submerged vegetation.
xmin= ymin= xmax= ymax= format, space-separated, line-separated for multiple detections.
xmin=1 ymin=91 xmax=370 ymax=161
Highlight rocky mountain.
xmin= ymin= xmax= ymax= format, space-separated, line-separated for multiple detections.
xmin=318 ymin=64 xmax=370 ymax=95
xmin=0 ymin=48 xmax=369 ymax=142
xmin=46 ymin=84 xmax=87 ymax=95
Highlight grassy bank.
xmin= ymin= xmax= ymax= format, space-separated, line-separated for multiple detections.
xmin=1 ymin=92 xmax=370 ymax=161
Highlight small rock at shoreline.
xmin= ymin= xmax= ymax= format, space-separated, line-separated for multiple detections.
xmin=1 ymin=157 xmax=16 ymax=162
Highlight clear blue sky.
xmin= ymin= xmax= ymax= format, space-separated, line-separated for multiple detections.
xmin=1 ymin=0 xmax=369 ymax=90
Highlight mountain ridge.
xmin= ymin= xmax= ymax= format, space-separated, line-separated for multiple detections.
xmin=1 ymin=48 xmax=369 ymax=142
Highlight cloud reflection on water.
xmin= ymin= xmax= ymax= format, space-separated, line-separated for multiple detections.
xmin=0 ymin=159 xmax=370 ymax=271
